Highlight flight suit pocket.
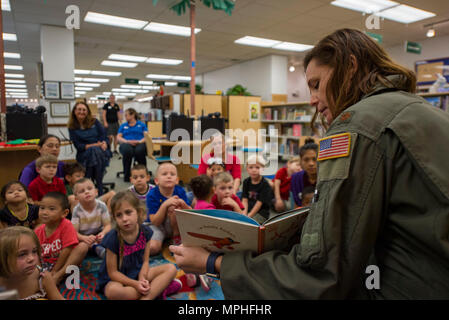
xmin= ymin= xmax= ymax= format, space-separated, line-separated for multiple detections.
xmin=296 ymin=183 xmax=329 ymax=269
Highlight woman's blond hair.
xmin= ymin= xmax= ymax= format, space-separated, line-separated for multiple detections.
xmin=109 ymin=191 xmax=146 ymax=269
xmin=304 ymin=28 xmax=416 ymax=130
xmin=0 ymin=226 xmax=42 ymax=278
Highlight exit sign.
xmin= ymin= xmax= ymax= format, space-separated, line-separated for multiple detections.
xmin=125 ymin=78 xmax=139 ymax=84
xmin=366 ymin=32 xmax=383 ymax=44
xmin=178 ymin=82 xmax=189 ymax=88
xmin=405 ymin=41 xmax=422 ymax=54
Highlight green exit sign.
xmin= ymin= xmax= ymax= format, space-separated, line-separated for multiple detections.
xmin=405 ymin=41 xmax=422 ymax=54
xmin=178 ymin=82 xmax=189 ymax=88
xmin=125 ymin=78 xmax=139 ymax=84
xmin=154 ymin=81 xmax=165 ymax=86
xmin=366 ymin=32 xmax=383 ymax=44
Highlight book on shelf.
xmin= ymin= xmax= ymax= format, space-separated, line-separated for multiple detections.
xmin=294 ymin=110 xmax=306 ymax=120
xmin=263 ymin=108 xmax=272 ymax=120
xmin=281 ymin=107 xmax=287 ymax=120
xmin=174 ymin=207 xmax=310 ymax=254
xmin=273 ymin=110 xmax=278 ymax=120
xmin=292 ymin=124 xmax=302 ymax=137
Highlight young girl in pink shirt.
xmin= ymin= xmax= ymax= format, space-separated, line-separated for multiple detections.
xmin=190 ymin=175 xmax=216 ymax=210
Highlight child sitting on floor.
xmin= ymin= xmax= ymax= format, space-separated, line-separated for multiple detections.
xmin=96 ymin=191 xmax=181 ymax=300
xmin=28 ymin=155 xmax=66 ymax=204
xmin=128 ymin=164 xmax=155 ymax=203
xmin=206 ymin=157 xmax=225 ymax=178
xmin=273 ymin=157 xmax=302 ymax=212
xmin=71 ymin=178 xmax=112 ymax=260
xmin=211 ymin=172 xmax=244 ymax=213
xmin=34 ymin=192 xmax=87 ymax=284
xmin=242 ymin=155 xmax=274 ymax=224
xmin=300 ymin=185 xmax=315 ymax=207
xmin=0 ymin=181 xmax=40 ymax=229
xmin=64 ymin=162 xmax=116 ymax=212
xmin=190 ymin=175 xmax=216 ymax=210
xmin=0 ymin=226 xmax=64 ymax=300
xmin=146 ymin=162 xmax=191 ymax=254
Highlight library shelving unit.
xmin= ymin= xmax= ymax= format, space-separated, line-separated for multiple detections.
xmin=418 ymin=91 xmax=449 ymax=111
xmin=260 ymin=101 xmax=318 ymax=161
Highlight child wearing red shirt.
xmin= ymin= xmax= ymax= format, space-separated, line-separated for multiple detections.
xmin=273 ymin=157 xmax=302 ymax=212
xmin=211 ymin=172 xmax=244 ymax=213
xmin=28 ymin=154 xmax=66 ymax=204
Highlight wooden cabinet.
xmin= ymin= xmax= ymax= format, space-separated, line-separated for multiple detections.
xmin=183 ymin=94 xmax=222 ymax=117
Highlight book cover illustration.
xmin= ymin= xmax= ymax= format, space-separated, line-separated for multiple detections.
xmin=175 ymin=207 xmax=309 ymax=254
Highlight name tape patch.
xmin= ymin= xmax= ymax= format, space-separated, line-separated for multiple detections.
xmin=318 ymin=132 xmax=351 ymax=161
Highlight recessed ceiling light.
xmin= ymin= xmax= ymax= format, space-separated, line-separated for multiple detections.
xmin=5 ymin=65 xmax=23 ymax=70
xmin=146 ymin=57 xmax=183 ymax=65
xmin=109 ymin=54 xmax=148 ymax=62
xmin=2 ymin=0 xmax=11 ymax=11
xmin=273 ymin=42 xmax=313 ymax=52
xmin=4 ymin=52 xmax=20 ymax=59
xmin=5 ymin=79 xmax=25 ymax=83
xmin=235 ymin=36 xmax=281 ymax=48
xmin=101 ymin=60 xmax=137 ymax=68
xmin=84 ymin=12 xmax=149 ymax=30
xmin=144 ymin=22 xmax=201 ymax=37
xmin=5 ymin=73 xmax=24 ymax=78
xmin=146 ymin=74 xmax=172 ymax=79
xmin=91 ymin=70 xmax=122 ymax=76
xmin=74 ymin=69 xmax=91 ymax=74
xmin=289 ymin=66 xmax=295 ymax=72
xmin=331 ymin=0 xmax=398 ymax=14
xmin=82 ymin=77 xmax=110 ymax=83
xmin=426 ymin=28 xmax=435 ymax=37
xmin=75 ymin=82 xmax=101 ymax=87
xmin=378 ymin=4 xmax=436 ymax=24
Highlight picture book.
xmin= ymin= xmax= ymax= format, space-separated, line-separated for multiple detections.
xmin=292 ymin=124 xmax=302 ymax=136
xmin=174 ymin=207 xmax=309 ymax=254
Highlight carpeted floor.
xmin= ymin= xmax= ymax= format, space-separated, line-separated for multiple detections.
xmin=59 ymin=244 xmax=224 ymax=300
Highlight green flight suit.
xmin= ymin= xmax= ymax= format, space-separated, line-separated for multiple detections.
xmin=221 ymin=78 xmax=449 ymax=299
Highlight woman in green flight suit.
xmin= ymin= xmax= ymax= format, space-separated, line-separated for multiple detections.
xmin=170 ymin=29 xmax=449 ymax=299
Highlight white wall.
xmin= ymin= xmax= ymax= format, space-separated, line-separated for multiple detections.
xmin=287 ymin=66 xmax=311 ymax=103
xmin=201 ymin=55 xmax=287 ymax=101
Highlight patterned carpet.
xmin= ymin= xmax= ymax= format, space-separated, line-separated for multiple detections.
xmin=59 ymin=245 xmax=224 ymax=300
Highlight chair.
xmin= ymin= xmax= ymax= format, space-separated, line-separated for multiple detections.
xmin=144 ymin=132 xmax=171 ymax=162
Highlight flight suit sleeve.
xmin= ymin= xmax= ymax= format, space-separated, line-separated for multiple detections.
xmin=221 ymin=132 xmax=392 ymax=299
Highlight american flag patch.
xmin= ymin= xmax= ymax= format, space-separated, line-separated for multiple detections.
xmin=318 ymin=133 xmax=351 ymax=161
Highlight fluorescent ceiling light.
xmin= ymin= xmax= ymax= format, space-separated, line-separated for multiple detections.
xmin=84 ymin=12 xmax=148 ymax=30
xmin=172 ymin=76 xmax=190 ymax=81
xmin=6 ymin=84 xmax=26 ymax=88
xmin=75 ymin=77 xmax=83 ymax=81
xmin=5 ymin=65 xmax=22 ymax=70
xmin=378 ymin=4 xmax=436 ymax=23
xmin=121 ymin=84 xmax=141 ymax=89
xmin=130 ymin=89 xmax=148 ymax=93
xmin=74 ymin=69 xmax=91 ymax=74
xmin=101 ymin=60 xmax=137 ymax=68
xmin=141 ymin=86 xmax=159 ymax=90
xmin=83 ymin=77 xmax=109 ymax=83
xmin=75 ymin=82 xmax=101 ymax=87
xmin=273 ymin=42 xmax=314 ymax=52
xmin=146 ymin=57 xmax=183 ymax=65
xmin=10 ymin=96 xmax=28 ymax=98
xmin=6 ymin=88 xmax=27 ymax=92
xmin=121 ymin=92 xmax=136 ymax=96
xmin=331 ymin=0 xmax=398 ymax=14
xmin=5 ymin=73 xmax=24 ymax=78
xmin=235 ymin=36 xmax=281 ymax=48
xmin=165 ymin=82 xmax=177 ymax=86
xmin=139 ymin=80 xmax=153 ymax=85
xmin=144 ymin=22 xmax=201 ymax=37
xmin=75 ymin=87 xmax=93 ymax=91
xmin=146 ymin=74 xmax=172 ymax=79
xmin=2 ymin=0 xmax=11 ymax=11
xmin=3 ymin=33 xmax=16 ymax=41
xmin=137 ymin=96 xmax=154 ymax=102
xmin=102 ymin=92 xmax=112 ymax=95
xmin=75 ymin=91 xmax=87 ymax=94
xmin=115 ymin=95 xmax=126 ymax=99
xmin=4 ymin=52 xmax=20 ymax=59
xmin=109 ymin=54 xmax=148 ymax=62
xmin=112 ymin=88 xmax=131 ymax=92
xmin=5 ymin=79 xmax=25 ymax=83
xmin=91 ymin=70 xmax=122 ymax=76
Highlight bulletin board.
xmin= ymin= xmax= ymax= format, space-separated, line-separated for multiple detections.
xmin=415 ymin=57 xmax=449 ymax=85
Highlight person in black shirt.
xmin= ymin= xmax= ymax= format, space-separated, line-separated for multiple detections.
xmin=242 ymin=155 xmax=274 ymax=224
xmin=102 ymin=94 xmax=121 ymax=154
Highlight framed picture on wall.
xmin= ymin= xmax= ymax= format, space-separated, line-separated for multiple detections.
xmin=50 ymin=101 xmax=70 ymax=117
xmin=44 ymin=81 xmax=60 ymax=99
xmin=60 ymin=82 xmax=75 ymax=100
xmin=249 ymin=101 xmax=260 ymax=121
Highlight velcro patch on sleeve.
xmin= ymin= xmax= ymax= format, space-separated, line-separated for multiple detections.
xmin=317 ymin=132 xmax=351 ymax=161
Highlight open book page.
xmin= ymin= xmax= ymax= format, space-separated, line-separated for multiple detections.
xmin=262 ymin=207 xmax=310 ymax=252
xmin=175 ymin=209 xmax=260 ymax=253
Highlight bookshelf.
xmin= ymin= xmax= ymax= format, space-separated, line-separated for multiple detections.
xmin=260 ymin=101 xmax=318 ymax=160
xmin=418 ymin=92 xmax=449 ymax=111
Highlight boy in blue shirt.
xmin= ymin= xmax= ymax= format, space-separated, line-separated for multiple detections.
xmin=146 ymin=162 xmax=191 ymax=255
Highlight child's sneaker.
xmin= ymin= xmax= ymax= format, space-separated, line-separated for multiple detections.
xmin=199 ymin=274 xmax=213 ymax=293
xmin=185 ymin=273 xmax=199 ymax=288
xmin=93 ymin=244 xmax=106 ymax=259
xmin=161 ymin=279 xmax=182 ymax=300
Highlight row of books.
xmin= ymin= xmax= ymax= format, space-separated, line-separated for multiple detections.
xmin=263 ymin=107 xmax=311 ymax=121
xmin=424 ymin=95 xmax=449 ymax=111
xmin=267 ymin=124 xmax=313 ymax=137
xmin=141 ymin=109 xmax=163 ymax=121
xmin=279 ymin=139 xmax=301 ymax=156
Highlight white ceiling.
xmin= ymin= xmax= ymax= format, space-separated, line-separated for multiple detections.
xmin=3 ymin=0 xmax=449 ymax=100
